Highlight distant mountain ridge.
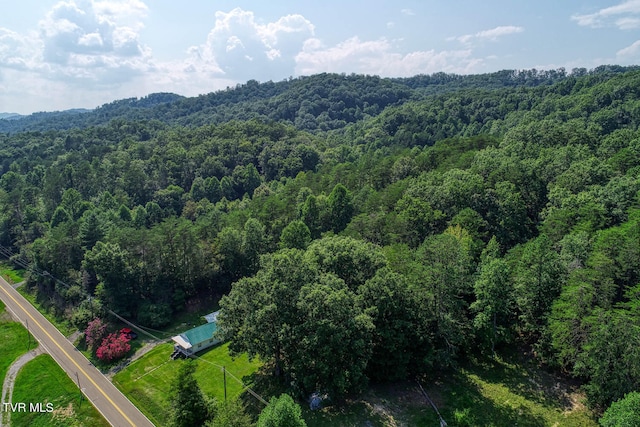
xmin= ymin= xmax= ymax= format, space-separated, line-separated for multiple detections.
xmin=1 ymin=65 xmax=636 ymax=134
xmin=0 ymin=113 xmax=24 ymax=120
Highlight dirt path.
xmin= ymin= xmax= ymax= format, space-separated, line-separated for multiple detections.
xmin=0 ymin=347 xmax=43 ymax=427
xmin=11 ymin=281 xmax=25 ymax=290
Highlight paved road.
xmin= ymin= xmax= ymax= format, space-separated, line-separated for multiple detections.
xmin=0 ymin=276 xmax=155 ymax=427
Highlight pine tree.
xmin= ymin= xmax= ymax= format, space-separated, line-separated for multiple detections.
xmin=169 ymin=361 xmax=213 ymax=427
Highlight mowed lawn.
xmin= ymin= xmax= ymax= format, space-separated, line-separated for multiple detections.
xmin=0 ymin=301 xmax=32 ymax=385
xmin=113 ymin=342 xmax=262 ymax=427
xmin=10 ymin=354 xmax=109 ymax=427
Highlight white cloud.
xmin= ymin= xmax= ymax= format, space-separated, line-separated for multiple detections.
xmin=26 ymin=0 xmax=153 ymax=84
xmin=454 ymin=25 xmax=524 ymax=44
xmin=401 ymin=9 xmax=416 ymax=16
xmin=295 ymin=36 xmax=483 ymax=77
xmin=78 ymin=32 xmax=103 ymax=47
xmin=572 ymin=0 xmax=640 ymax=29
xmin=92 ymin=0 xmax=148 ymax=29
xmin=617 ymin=39 xmax=640 ymax=56
xmin=0 ymin=28 xmax=41 ymax=70
xmin=188 ymin=7 xmax=315 ymax=81
xmin=616 ymin=16 xmax=640 ymax=29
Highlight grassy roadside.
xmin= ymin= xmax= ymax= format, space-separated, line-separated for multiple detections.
xmin=0 ymin=302 xmax=33 ymax=386
xmin=10 ymin=354 xmax=109 ymax=427
xmin=16 ymin=287 xmax=76 ymax=337
xmin=0 ymin=261 xmax=25 ymax=285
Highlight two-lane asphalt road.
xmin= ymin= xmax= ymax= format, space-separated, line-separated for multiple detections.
xmin=0 ymin=276 xmax=154 ymax=427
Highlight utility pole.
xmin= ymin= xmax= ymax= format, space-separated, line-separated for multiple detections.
xmin=223 ymin=366 xmax=227 ymax=402
xmin=26 ymin=318 xmax=30 ymax=350
xmin=75 ymin=372 xmax=83 ymax=408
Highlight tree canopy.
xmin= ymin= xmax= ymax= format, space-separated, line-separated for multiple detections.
xmin=3 ymin=66 xmax=640 ymax=412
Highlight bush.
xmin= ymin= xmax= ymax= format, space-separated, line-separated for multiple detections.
xmin=600 ymin=391 xmax=640 ymax=427
xmin=84 ymin=318 xmax=107 ymax=350
xmin=137 ymin=302 xmax=172 ymax=328
xmin=96 ymin=332 xmax=131 ymax=362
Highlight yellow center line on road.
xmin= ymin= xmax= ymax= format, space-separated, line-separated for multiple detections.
xmin=0 ymin=283 xmax=137 ymax=427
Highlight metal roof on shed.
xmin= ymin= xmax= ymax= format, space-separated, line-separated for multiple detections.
xmin=181 ymin=322 xmax=217 ymax=346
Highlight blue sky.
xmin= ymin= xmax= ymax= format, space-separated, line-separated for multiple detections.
xmin=1 ymin=0 xmax=639 ymax=114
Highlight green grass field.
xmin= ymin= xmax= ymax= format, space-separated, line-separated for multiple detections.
xmin=0 ymin=305 xmax=32 ymax=386
xmin=114 ymin=338 xmax=597 ymax=426
xmin=113 ymin=342 xmax=262 ymax=426
xmin=10 ymin=354 xmax=109 ymax=427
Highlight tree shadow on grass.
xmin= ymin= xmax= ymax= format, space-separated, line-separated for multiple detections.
xmin=433 ymin=370 xmax=547 ymax=427
xmin=466 ymin=353 xmax=577 ymax=411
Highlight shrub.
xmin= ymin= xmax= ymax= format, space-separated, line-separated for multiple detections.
xmin=84 ymin=318 xmax=107 ymax=350
xmin=96 ymin=332 xmax=131 ymax=362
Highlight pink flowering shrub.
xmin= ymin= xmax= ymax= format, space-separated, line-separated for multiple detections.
xmin=85 ymin=318 xmax=107 ymax=350
xmin=96 ymin=332 xmax=131 ymax=362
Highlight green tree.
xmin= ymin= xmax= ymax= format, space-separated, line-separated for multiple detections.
xmin=216 ymin=227 xmax=245 ymax=282
xmin=416 ymin=229 xmax=474 ymax=365
xmin=548 ymin=269 xmax=596 ymax=369
xmin=79 ymin=210 xmax=105 ymax=250
xmin=327 ymin=183 xmax=354 ymax=233
xmin=118 ymin=204 xmax=132 ymax=222
xmin=513 ymin=234 xmax=565 ymax=338
xmin=471 ymin=244 xmax=512 ymax=354
xmin=492 ymin=180 xmax=530 ymax=248
xmin=300 ymin=194 xmax=321 ymax=238
xmin=357 ymin=268 xmax=421 ymax=381
xmin=395 ymin=194 xmax=445 ymax=247
xmin=576 ymin=309 xmax=640 ymax=408
xmin=218 ymin=249 xmax=318 ymax=378
xmin=132 ymin=205 xmax=148 ymax=228
xmin=205 ymin=176 xmax=222 ymax=203
xmin=83 ymin=241 xmax=136 ymax=316
xmin=257 ymin=394 xmax=307 ymax=427
xmin=60 ymin=188 xmax=86 ymax=220
xmin=600 ymin=391 xmax=640 ymax=427
xmin=279 ymin=220 xmax=311 ymax=250
xmin=169 ymin=360 xmax=213 ymax=427
xmin=50 ymin=206 xmax=72 ymax=228
xmin=190 ymin=176 xmax=207 ymax=201
xmin=305 ymin=236 xmax=387 ymax=289
xmin=207 ymin=397 xmax=252 ymax=427
xmin=242 ymin=218 xmax=266 ymax=275
xmin=220 ymin=247 xmax=375 ymax=398
xmin=291 ymin=274 xmax=373 ymax=397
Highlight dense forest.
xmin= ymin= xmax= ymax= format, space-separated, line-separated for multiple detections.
xmin=2 ymin=66 xmax=640 ymax=418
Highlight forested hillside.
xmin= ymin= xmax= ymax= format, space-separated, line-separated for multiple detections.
xmin=1 ymin=66 xmax=623 ymax=134
xmin=1 ymin=67 xmax=640 ymax=417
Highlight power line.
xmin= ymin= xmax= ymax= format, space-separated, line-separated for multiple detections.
xmin=0 ymin=243 xmax=164 ymax=341
xmin=416 ymin=379 xmax=447 ymax=427
xmin=1 ymin=244 xmax=269 ymax=407
xmin=188 ymin=352 xmax=269 ymax=406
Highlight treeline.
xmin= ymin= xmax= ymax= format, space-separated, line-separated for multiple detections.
xmin=4 ymin=66 xmax=636 ymax=135
xmin=1 ymin=68 xmax=640 ymax=414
